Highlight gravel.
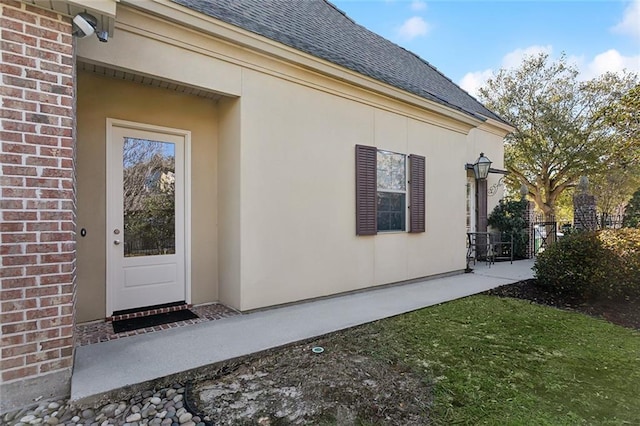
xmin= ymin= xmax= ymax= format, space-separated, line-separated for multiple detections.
xmin=1 ymin=384 xmax=208 ymax=426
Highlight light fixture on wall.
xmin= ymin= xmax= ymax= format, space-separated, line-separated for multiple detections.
xmin=472 ymin=152 xmax=492 ymax=180
xmin=72 ymin=12 xmax=108 ymax=42
xmin=96 ymin=30 xmax=109 ymax=42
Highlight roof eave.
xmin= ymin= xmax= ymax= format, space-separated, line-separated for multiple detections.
xmin=476 ymin=116 xmax=515 ymax=137
xmin=123 ymin=0 xmax=485 ymax=131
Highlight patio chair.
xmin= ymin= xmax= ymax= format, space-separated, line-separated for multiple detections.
xmin=466 ymin=232 xmax=492 ymax=269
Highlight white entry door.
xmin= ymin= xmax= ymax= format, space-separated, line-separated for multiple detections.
xmin=107 ymin=120 xmax=189 ymax=314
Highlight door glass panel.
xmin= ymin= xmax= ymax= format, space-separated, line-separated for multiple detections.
xmin=123 ymin=137 xmax=175 ymax=257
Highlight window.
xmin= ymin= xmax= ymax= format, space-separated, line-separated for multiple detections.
xmin=466 ymin=176 xmax=475 ymax=233
xmin=356 ymin=145 xmax=425 ymax=235
xmin=377 ymin=150 xmax=406 ymax=231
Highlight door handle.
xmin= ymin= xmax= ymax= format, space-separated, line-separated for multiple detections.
xmin=114 ymin=240 xmax=121 ymax=245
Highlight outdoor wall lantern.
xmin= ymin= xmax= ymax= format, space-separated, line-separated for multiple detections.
xmin=472 ymin=152 xmax=492 ymax=180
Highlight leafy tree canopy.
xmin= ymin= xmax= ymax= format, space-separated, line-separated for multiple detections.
xmin=479 ymin=53 xmax=638 ymax=220
xmin=590 ymin=83 xmax=640 ymax=217
xmin=598 ymin=83 xmax=640 ymax=163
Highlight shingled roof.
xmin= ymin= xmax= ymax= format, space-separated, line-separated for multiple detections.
xmin=171 ymin=0 xmax=507 ymax=124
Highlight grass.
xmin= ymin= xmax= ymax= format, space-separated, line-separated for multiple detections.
xmin=341 ymin=295 xmax=640 ymax=425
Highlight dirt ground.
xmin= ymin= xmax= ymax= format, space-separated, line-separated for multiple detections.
xmin=189 ymin=331 xmax=433 ymax=425
xmin=187 ymin=279 xmax=639 ymax=425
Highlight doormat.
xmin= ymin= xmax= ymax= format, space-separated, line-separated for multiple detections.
xmin=112 ymin=309 xmax=199 ymax=334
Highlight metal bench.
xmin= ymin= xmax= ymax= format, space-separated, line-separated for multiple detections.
xmin=466 ymin=232 xmax=514 ymax=270
xmin=488 ymin=232 xmax=514 ymax=264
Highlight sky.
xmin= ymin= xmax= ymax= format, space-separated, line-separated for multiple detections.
xmin=331 ymin=0 xmax=640 ymax=97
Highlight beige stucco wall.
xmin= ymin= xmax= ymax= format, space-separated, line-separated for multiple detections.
xmin=237 ymin=69 xmax=481 ymax=311
xmin=76 ymin=71 xmax=219 ymax=322
xmin=217 ymin=97 xmax=242 ymax=309
xmin=74 ymin=4 xmax=507 ymax=315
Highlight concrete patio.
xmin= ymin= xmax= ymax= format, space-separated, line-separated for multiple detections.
xmin=71 ymin=260 xmax=534 ymax=404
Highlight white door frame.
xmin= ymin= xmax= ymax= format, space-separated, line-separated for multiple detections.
xmin=105 ymin=118 xmax=191 ymax=316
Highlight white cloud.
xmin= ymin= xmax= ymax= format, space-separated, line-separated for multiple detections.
xmin=459 ymin=69 xmax=494 ymax=98
xmin=458 ymin=43 xmax=639 ymax=98
xmin=397 ymin=16 xmax=430 ymax=40
xmin=565 ymin=54 xmax=585 ymax=70
xmin=458 ymin=45 xmax=553 ymax=97
xmin=582 ymin=49 xmax=640 ymax=79
xmin=612 ymin=0 xmax=640 ymax=41
xmin=501 ymin=45 xmax=553 ymax=68
xmin=410 ymin=1 xmax=427 ymax=11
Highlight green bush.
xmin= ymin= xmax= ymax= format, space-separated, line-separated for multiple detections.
xmin=533 ymin=228 xmax=640 ymax=300
xmin=487 ymin=199 xmax=528 ymax=259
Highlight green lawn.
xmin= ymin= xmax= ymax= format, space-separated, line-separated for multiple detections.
xmin=345 ymin=295 xmax=640 ymax=425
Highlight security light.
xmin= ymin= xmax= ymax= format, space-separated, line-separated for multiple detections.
xmin=72 ymin=13 xmax=108 ymax=43
xmin=72 ymin=13 xmax=97 ymax=38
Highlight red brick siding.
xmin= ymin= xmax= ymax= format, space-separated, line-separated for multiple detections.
xmin=0 ymin=1 xmax=76 ymax=384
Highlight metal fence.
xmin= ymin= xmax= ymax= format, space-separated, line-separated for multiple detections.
xmin=525 ymin=211 xmax=627 ymax=258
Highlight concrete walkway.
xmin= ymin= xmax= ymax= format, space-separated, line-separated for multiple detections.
xmin=71 ymin=260 xmax=534 ymax=403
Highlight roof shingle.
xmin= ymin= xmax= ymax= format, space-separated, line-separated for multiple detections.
xmin=171 ymin=0 xmax=506 ymax=124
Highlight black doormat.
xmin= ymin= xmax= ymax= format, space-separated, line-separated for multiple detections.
xmin=112 ymin=309 xmax=199 ymax=334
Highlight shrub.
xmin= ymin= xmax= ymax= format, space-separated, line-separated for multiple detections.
xmin=488 ymin=199 xmax=528 ymax=259
xmin=533 ymin=228 xmax=640 ymax=300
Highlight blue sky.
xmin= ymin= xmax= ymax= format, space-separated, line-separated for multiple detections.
xmin=331 ymin=0 xmax=640 ymax=96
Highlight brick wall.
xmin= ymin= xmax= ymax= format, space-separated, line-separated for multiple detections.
xmin=1 ymin=0 xmax=76 ymax=410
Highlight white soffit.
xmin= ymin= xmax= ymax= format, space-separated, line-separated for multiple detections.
xmin=27 ymin=0 xmax=116 ymax=35
xmin=78 ymin=61 xmax=222 ymax=101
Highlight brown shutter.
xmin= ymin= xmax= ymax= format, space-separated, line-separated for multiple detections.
xmin=409 ymin=154 xmax=425 ymax=233
xmin=476 ymin=179 xmax=488 ymax=232
xmin=355 ymin=145 xmax=377 ymax=235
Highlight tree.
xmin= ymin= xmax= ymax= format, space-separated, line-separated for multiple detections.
xmin=122 ymin=139 xmax=176 ymax=256
xmin=623 ymin=189 xmax=640 ymax=228
xmin=590 ymin=165 xmax=639 ymax=219
xmin=598 ymin=83 xmax=640 ymax=164
xmin=478 ymin=53 xmax=638 ymax=220
xmin=591 ymin=83 xmax=640 ymax=217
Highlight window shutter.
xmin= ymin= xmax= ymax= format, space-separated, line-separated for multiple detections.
xmin=409 ymin=154 xmax=425 ymax=233
xmin=476 ymin=178 xmax=488 ymax=232
xmin=355 ymin=144 xmax=377 ymax=235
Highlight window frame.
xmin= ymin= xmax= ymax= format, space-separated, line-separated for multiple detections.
xmin=355 ymin=144 xmax=425 ymax=235
xmin=376 ymin=149 xmax=408 ymax=233
xmin=466 ymin=175 xmax=476 ymax=234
